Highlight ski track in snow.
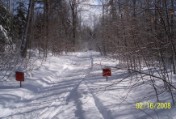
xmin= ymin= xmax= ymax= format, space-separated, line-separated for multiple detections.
xmin=0 ymin=51 xmax=176 ymax=119
xmin=84 ymin=81 xmax=114 ymax=119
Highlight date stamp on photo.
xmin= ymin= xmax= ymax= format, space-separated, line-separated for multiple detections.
xmin=136 ymin=102 xmax=171 ymax=110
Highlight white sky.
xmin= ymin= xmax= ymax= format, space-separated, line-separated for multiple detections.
xmin=79 ymin=0 xmax=102 ymax=28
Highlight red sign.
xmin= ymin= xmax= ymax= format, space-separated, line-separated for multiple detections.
xmin=103 ymin=68 xmax=111 ymax=76
xmin=16 ymin=72 xmax=24 ymax=81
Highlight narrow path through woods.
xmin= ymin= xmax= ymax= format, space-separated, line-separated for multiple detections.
xmin=0 ymin=52 xmax=174 ymax=119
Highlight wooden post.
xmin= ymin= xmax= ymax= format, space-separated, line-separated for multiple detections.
xmin=103 ymin=68 xmax=111 ymax=81
xmin=20 ymin=81 xmax=22 ymax=87
xmin=16 ymin=71 xmax=24 ymax=88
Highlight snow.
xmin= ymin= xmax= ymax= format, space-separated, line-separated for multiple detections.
xmin=0 ymin=25 xmax=9 ymax=42
xmin=0 ymin=25 xmax=12 ymax=53
xmin=0 ymin=51 xmax=176 ymax=119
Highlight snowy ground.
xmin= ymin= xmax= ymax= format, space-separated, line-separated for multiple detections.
xmin=0 ymin=51 xmax=176 ymax=119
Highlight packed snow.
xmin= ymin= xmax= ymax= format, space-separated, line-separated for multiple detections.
xmin=0 ymin=51 xmax=175 ymax=119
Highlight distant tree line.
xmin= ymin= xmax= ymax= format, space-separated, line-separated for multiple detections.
xmin=0 ymin=0 xmax=91 ymax=56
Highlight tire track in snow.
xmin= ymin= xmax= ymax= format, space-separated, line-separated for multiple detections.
xmin=39 ymin=103 xmax=63 ymax=119
xmin=65 ymin=72 xmax=91 ymax=119
xmin=66 ymin=83 xmax=85 ymax=119
xmin=92 ymin=93 xmax=114 ymax=119
xmin=82 ymin=61 xmax=114 ymax=119
xmin=84 ymin=82 xmax=114 ymax=119
xmin=78 ymin=53 xmax=114 ymax=119
xmin=32 ymin=55 xmax=92 ymax=119
xmin=37 ymin=82 xmax=74 ymax=119
xmin=65 ymin=67 xmax=114 ymax=119
xmin=67 ymin=53 xmax=114 ymax=119
xmin=37 ymin=55 xmax=92 ymax=119
xmin=65 ymin=58 xmax=92 ymax=119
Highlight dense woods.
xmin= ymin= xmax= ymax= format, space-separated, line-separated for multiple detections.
xmin=0 ymin=0 xmax=176 ymax=103
xmin=94 ymin=0 xmax=176 ymax=103
xmin=0 ymin=0 xmax=88 ymax=79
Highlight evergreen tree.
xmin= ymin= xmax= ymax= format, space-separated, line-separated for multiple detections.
xmin=13 ymin=1 xmax=27 ymax=43
xmin=0 ymin=2 xmax=11 ymax=52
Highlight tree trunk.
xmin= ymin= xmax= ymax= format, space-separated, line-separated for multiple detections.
xmin=21 ymin=0 xmax=34 ymax=57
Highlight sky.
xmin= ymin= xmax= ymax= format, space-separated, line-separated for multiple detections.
xmin=79 ymin=0 xmax=102 ymax=28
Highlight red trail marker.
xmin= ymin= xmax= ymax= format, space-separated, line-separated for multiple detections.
xmin=16 ymin=72 xmax=24 ymax=87
xmin=103 ymin=68 xmax=111 ymax=81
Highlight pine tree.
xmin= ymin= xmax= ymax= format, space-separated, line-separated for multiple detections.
xmin=13 ymin=1 xmax=27 ymax=43
xmin=0 ymin=2 xmax=11 ymax=52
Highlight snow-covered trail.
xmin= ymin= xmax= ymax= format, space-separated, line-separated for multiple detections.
xmin=0 ymin=51 xmax=175 ymax=119
xmin=0 ymin=52 xmax=93 ymax=119
xmin=0 ymin=52 xmax=113 ymax=119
